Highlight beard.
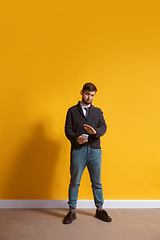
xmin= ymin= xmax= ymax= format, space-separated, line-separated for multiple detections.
xmin=82 ymin=97 xmax=92 ymax=105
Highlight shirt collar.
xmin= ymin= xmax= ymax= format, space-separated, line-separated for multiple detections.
xmin=80 ymin=101 xmax=91 ymax=109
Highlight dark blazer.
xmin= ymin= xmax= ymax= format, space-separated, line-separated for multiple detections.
xmin=65 ymin=101 xmax=107 ymax=150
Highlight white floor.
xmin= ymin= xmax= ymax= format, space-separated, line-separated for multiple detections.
xmin=0 ymin=208 xmax=160 ymax=240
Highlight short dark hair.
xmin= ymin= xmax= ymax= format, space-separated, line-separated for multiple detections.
xmin=82 ymin=82 xmax=97 ymax=92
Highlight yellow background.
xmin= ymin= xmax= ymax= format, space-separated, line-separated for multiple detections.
xmin=0 ymin=1 xmax=160 ymax=200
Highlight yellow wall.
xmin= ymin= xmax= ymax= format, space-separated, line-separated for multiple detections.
xmin=0 ymin=1 xmax=160 ymax=200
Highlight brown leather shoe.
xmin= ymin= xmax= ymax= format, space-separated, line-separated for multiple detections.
xmin=95 ymin=209 xmax=112 ymax=222
xmin=63 ymin=211 xmax=77 ymax=224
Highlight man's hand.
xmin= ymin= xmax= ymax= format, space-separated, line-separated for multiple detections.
xmin=83 ymin=124 xmax=97 ymax=135
xmin=77 ymin=135 xmax=88 ymax=145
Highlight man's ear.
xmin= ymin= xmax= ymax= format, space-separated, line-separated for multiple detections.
xmin=80 ymin=90 xmax=83 ymax=95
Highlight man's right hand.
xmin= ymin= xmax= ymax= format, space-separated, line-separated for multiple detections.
xmin=76 ymin=135 xmax=88 ymax=145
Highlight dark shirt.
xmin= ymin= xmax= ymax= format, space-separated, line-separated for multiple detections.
xmin=65 ymin=101 xmax=107 ymax=150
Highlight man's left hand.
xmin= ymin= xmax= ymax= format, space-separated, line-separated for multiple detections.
xmin=83 ymin=124 xmax=97 ymax=135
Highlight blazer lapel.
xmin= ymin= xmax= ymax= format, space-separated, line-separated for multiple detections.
xmin=77 ymin=101 xmax=86 ymax=118
xmin=87 ymin=104 xmax=94 ymax=119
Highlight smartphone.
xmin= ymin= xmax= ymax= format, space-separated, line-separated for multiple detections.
xmin=82 ymin=134 xmax=89 ymax=140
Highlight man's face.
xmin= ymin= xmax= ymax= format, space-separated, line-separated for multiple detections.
xmin=81 ymin=90 xmax=96 ymax=105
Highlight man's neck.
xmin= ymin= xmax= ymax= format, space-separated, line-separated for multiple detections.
xmin=81 ymin=101 xmax=90 ymax=107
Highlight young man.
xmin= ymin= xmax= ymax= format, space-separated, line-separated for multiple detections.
xmin=63 ymin=82 xmax=112 ymax=224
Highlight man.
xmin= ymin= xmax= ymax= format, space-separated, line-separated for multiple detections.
xmin=63 ymin=82 xmax=112 ymax=224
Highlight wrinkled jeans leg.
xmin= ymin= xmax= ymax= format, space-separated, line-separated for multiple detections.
xmin=87 ymin=148 xmax=104 ymax=208
xmin=68 ymin=147 xmax=88 ymax=209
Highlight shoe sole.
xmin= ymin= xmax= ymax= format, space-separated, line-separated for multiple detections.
xmin=95 ymin=215 xmax=112 ymax=222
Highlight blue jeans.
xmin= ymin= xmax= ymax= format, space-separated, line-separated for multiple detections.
xmin=68 ymin=145 xmax=104 ymax=209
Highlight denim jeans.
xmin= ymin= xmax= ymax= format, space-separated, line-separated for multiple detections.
xmin=68 ymin=145 xmax=104 ymax=209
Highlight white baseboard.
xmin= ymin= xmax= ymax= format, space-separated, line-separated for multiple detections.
xmin=0 ymin=200 xmax=160 ymax=209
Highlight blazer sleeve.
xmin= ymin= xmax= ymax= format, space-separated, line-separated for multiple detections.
xmin=65 ymin=108 xmax=79 ymax=146
xmin=94 ymin=109 xmax=107 ymax=138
